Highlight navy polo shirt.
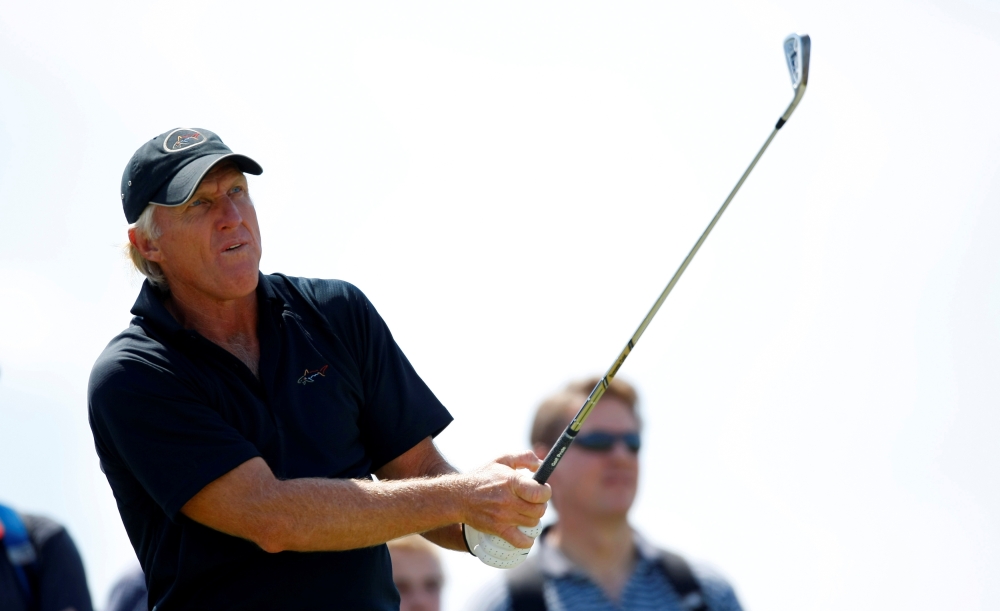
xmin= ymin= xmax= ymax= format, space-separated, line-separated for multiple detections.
xmin=88 ymin=274 xmax=453 ymax=611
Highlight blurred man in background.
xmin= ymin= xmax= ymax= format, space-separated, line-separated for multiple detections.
xmin=388 ymin=534 xmax=445 ymax=611
xmin=474 ymin=377 xmax=744 ymax=611
xmin=104 ymin=566 xmax=147 ymax=611
xmin=0 ymin=502 xmax=93 ymax=611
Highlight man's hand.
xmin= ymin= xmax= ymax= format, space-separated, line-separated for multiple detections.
xmin=458 ymin=452 xmax=551 ymax=565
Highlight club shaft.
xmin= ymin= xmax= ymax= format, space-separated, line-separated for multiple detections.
xmin=533 ymin=126 xmax=781 ymax=484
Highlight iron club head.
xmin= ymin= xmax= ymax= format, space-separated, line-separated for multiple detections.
xmin=784 ymin=33 xmax=811 ymax=91
xmin=777 ymin=33 xmax=811 ymax=128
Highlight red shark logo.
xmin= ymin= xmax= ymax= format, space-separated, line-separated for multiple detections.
xmin=297 ymin=365 xmax=328 ymax=385
xmin=171 ymin=132 xmax=203 ymax=149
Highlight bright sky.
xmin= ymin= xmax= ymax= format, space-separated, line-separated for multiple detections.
xmin=1 ymin=1 xmax=998 ymax=610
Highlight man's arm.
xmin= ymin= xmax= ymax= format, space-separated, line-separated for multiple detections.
xmin=181 ymin=437 xmax=549 ymax=553
xmin=373 ymin=437 xmax=464 ymax=551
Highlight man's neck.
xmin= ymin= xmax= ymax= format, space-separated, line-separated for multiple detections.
xmin=548 ymin=514 xmax=635 ymax=602
xmin=163 ymin=285 xmax=261 ymax=376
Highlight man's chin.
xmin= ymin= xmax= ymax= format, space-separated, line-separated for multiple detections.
xmin=224 ymin=273 xmax=260 ymax=300
xmin=168 ymin=268 xmax=260 ymax=302
xmin=216 ymin=263 xmax=261 ymax=293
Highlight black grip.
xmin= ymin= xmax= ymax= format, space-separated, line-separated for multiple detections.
xmin=775 ymin=117 xmax=786 ymax=129
xmin=533 ymin=429 xmax=577 ymax=484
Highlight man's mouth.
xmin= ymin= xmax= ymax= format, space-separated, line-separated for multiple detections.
xmin=225 ymin=244 xmax=242 ymax=251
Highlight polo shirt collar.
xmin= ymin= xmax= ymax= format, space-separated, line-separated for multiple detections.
xmin=533 ymin=524 xmax=658 ymax=579
xmin=130 ymin=273 xmax=286 ymax=336
xmin=130 ymin=280 xmax=183 ymax=335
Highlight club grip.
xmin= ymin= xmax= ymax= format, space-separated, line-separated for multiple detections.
xmin=533 ymin=429 xmax=577 ymax=484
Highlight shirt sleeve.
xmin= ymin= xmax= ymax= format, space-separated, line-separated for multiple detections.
xmin=89 ymin=350 xmax=262 ymax=520
xmin=337 ymin=283 xmax=454 ymax=471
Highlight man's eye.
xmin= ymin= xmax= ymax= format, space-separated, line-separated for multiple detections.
xmin=190 ymin=199 xmax=205 ymax=207
xmin=230 ymin=186 xmax=243 ymax=195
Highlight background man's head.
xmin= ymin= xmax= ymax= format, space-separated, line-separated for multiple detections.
xmin=531 ymin=377 xmax=642 ymax=522
xmin=387 ymin=535 xmax=444 ymax=611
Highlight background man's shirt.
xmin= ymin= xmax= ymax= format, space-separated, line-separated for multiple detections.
xmin=89 ymin=274 xmax=453 ymax=611
xmin=472 ymin=529 xmax=744 ymax=611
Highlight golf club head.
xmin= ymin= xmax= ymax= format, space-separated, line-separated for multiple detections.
xmin=777 ymin=33 xmax=811 ymax=128
xmin=784 ymin=34 xmax=810 ymax=91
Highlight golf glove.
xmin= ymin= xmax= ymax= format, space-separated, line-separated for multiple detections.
xmin=462 ymin=524 xmax=542 ymax=569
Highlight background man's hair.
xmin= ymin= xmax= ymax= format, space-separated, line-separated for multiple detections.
xmin=386 ymin=534 xmax=441 ymax=557
xmin=530 ymin=376 xmax=641 ymax=448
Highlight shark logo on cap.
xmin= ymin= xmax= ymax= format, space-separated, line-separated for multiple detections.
xmin=163 ymin=128 xmax=208 ymax=153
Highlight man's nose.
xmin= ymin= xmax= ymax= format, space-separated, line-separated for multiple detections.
xmin=608 ymin=440 xmax=636 ymax=461
xmin=214 ymin=195 xmax=243 ymax=229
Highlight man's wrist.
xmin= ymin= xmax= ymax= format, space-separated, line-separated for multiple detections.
xmin=432 ymin=471 xmax=469 ymax=526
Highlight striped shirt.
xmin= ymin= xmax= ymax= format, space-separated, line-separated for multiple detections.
xmin=469 ymin=530 xmax=743 ymax=611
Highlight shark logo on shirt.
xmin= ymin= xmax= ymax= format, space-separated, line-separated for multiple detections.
xmin=297 ymin=365 xmax=328 ymax=385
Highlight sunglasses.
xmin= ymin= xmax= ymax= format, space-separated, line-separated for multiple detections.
xmin=573 ymin=431 xmax=641 ymax=453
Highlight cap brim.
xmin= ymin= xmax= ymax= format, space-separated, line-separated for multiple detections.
xmin=149 ymin=153 xmax=263 ymax=207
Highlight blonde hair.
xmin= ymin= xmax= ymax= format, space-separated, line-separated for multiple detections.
xmin=530 ymin=376 xmax=641 ymax=447
xmin=386 ymin=534 xmax=440 ymax=557
xmin=126 ymin=204 xmax=168 ymax=290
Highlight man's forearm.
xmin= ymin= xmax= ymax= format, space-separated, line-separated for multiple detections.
xmin=265 ymin=474 xmax=468 ymax=552
xmin=184 ymin=458 xmax=470 ymax=553
xmin=182 ymin=439 xmax=549 ymax=553
xmin=390 ymin=451 xmax=467 ymax=551
xmin=376 ymin=438 xmax=467 ymax=551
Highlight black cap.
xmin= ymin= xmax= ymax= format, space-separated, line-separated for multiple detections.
xmin=120 ymin=128 xmax=263 ymax=223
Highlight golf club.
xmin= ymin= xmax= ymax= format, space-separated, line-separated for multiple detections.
xmin=532 ymin=33 xmax=811 ymax=485
xmin=467 ymin=33 xmax=812 ymax=569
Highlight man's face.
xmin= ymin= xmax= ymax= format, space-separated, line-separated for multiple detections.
xmin=390 ymin=549 xmax=443 ymax=611
xmin=539 ymin=396 xmax=640 ymax=520
xmin=142 ymin=165 xmax=262 ymax=301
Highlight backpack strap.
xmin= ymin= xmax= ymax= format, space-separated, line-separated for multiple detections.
xmin=506 ymin=555 xmax=547 ymax=611
xmin=657 ymin=550 xmax=709 ymax=611
xmin=0 ymin=503 xmax=39 ymax=611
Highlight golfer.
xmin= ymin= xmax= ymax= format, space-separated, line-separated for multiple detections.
xmin=88 ymin=128 xmax=550 ymax=611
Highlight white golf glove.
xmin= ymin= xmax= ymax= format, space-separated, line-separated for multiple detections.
xmin=462 ymin=524 xmax=542 ymax=569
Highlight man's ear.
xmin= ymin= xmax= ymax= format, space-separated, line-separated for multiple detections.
xmin=129 ymin=226 xmax=163 ymax=263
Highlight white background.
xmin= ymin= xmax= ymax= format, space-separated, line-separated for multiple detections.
xmin=1 ymin=1 xmax=999 ymax=610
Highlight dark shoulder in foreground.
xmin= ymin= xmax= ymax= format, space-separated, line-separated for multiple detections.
xmin=263 ymin=273 xmax=370 ymax=312
xmin=261 ymin=274 xmax=381 ymax=347
xmin=87 ymin=314 xmax=181 ymax=412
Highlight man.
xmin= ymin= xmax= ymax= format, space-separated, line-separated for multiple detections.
xmin=0 ymin=503 xmax=93 ymax=611
xmin=89 ymin=128 xmax=550 ymax=610
xmin=388 ymin=535 xmax=445 ymax=611
xmin=475 ymin=377 xmax=743 ymax=611
xmin=104 ymin=566 xmax=146 ymax=611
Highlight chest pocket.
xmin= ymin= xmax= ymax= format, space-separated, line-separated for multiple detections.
xmin=266 ymin=314 xmax=371 ymax=480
